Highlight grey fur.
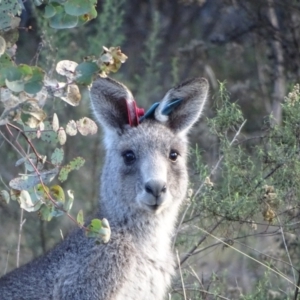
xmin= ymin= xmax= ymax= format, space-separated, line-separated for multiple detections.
xmin=0 ymin=77 xmax=208 ymax=300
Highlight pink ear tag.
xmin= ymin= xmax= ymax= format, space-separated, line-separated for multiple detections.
xmin=125 ymin=98 xmax=145 ymax=126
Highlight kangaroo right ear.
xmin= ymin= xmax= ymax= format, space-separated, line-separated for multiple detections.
xmin=154 ymin=78 xmax=209 ymax=134
xmin=89 ymin=77 xmax=134 ymax=132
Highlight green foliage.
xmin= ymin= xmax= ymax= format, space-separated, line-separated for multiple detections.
xmin=86 ymin=218 xmax=111 ymax=243
xmin=43 ymin=0 xmax=97 ymax=29
xmin=51 ymin=148 xmax=64 ymax=165
xmin=135 ymin=10 xmax=163 ymax=104
xmin=58 ymin=157 xmax=85 ymax=182
xmin=87 ymin=0 xmax=125 ymax=50
xmin=76 ymin=209 xmax=84 ymax=226
xmin=0 ymin=0 xmax=126 ymax=249
xmin=207 ymin=81 xmax=244 ymax=137
xmin=0 ymin=0 xmax=22 ymax=32
xmin=173 ymin=82 xmax=300 ymax=299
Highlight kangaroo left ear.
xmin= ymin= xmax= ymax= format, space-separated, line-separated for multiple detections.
xmin=154 ymin=78 xmax=209 ymax=133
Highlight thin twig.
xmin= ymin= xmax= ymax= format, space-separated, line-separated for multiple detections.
xmin=16 ymin=209 xmax=26 ymax=268
xmin=196 ymin=226 xmax=300 ymax=289
xmin=0 ymin=130 xmax=24 ymax=158
xmin=189 ymin=265 xmax=204 ymax=289
xmin=171 ymin=287 xmax=230 ymax=300
xmin=4 ymin=250 xmax=10 ymax=275
xmin=277 ymin=215 xmax=296 ymax=284
xmin=294 ymin=270 xmax=300 ymax=300
xmin=172 ymin=202 xmax=191 ymax=249
xmin=3 ymin=125 xmax=84 ymax=229
xmin=7 ymin=123 xmax=41 ymax=160
xmin=176 ymin=249 xmax=187 ymax=300
xmin=179 ymin=217 xmax=224 ymax=266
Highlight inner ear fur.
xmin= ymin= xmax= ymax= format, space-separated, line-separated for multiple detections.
xmin=90 ymin=77 xmax=133 ymax=131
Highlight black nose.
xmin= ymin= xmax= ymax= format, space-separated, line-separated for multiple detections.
xmin=145 ymin=180 xmax=167 ymax=197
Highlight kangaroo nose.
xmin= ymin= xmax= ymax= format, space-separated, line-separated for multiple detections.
xmin=145 ymin=180 xmax=167 ymax=197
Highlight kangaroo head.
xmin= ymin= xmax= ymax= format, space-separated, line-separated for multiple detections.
xmin=90 ymin=77 xmax=208 ymax=224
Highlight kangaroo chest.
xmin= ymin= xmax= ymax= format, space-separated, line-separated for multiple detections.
xmin=115 ymin=247 xmax=175 ymax=300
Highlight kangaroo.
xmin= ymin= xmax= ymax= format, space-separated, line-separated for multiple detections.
xmin=0 ymin=77 xmax=208 ymax=300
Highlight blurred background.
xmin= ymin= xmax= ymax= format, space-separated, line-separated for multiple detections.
xmin=1 ymin=0 xmax=300 ymax=299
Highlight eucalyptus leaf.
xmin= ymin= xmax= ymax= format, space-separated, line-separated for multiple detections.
xmin=77 ymin=6 xmax=97 ymax=26
xmin=65 ymin=120 xmax=77 ymax=136
xmin=44 ymin=4 xmax=57 ymax=18
xmin=58 ymin=157 xmax=85 ymax=182
xmin=56 ymin=60 xmax=78 ymax=79
xmin=51 ymin=148 xmax=64 ymax=165
xmin=76 ymin=117 xmax=97 ymax=136
xmin=86 ymin=218 xmax=102 ymax=238
xmin=0 ymin=190 xmax=10 ymax=204
xmin=77 ymin=209 xmax=84 ymax=226
xmin=0 ymin=36 xmax=6 ymax=56
xmin=52 ymin=113 xmax=59 ymax=132
xmin=38 ymin=204 xmax=54 ymax=221
xmin=50 ymin=185 xmax=65 ymax=202
xmin=23 ymin=66 xmax=45 ymax=94
xmin=0 ymin=0 xmax=22 ymax=31
xmin=49 ymin=10 xmax=78 ymax=29
xmin=64 ymin=0 xmax=93 ymax=16
xmin=9 ymin=167 xmax=59 ymax=190
xmin=19 ymin=190 xmax=42 ymax=212
xmin=57 ymin=127 xmax=67 ymax=145
xmin=5 ymin=79 xmax=24 ymax=92
xmin=60 ymin=84 xmax=81 ymax=106
xmin=75 ymin=62 xmax=98 ymax=85
xmin=64 ymin=190 xmax=74 ymax=211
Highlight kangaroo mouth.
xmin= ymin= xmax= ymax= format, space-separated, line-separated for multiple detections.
xmin=146 ymin=204 xmax=159 ymax=210
xmin=145 ymin=203 xmax=165 ymax=214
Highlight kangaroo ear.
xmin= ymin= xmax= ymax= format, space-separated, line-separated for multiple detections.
xmin=89 ymin=77 xmax=133 ymax=132
xmin=154 ymin=78 xmax=209 ymax=133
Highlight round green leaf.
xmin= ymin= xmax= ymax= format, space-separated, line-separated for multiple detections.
xmin=75 ymin=62 xmax=99 ymax=85
xmin=0 ymin=0 xmax=22 ymax=31
xmin=5 ymin=79 xmax=24 ymax=92
xmin=44 ymin=4 xmax=57 ymax=18
xmin=24 ymin=66 xmax=45 ymax=94
xmin=49 ymin=11 xmax=78 ymax=29
xmin=49 ymin=0 xmax=68 ymax=4
xmin=77 ymin=6 xmax=97 ymax=26
xmin=0 ymin=53 xmax=13 ymax=68
xmin=5 ymin=66 xmax=22 ymax=81
xmin=51 ymin=148 xmax=64 ymax=165
xmin=86 ymin=218 xmax=102 ymax=238
xmin=38 ymin=204 xmax=54 ymax=221
xmin=18 ymin=64 xmax=33 ymax=78
xmin=64 ymin=0 xmax=93 ymax=16
xmin=0 ymin=54 xmax=14 ymax=86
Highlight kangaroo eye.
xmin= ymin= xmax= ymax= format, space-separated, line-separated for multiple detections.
xmin=122 ymin=150 xmax=136 ymax=165
xmin=169 ymin=150 xmax=179 ymax=162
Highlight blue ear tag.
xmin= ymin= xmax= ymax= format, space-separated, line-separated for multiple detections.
xmin=139 ymin=102 xmax=160 ymax=122
xmin=139 ymin=99 xmax=183 ymax=123
xmin=161 ymin=99 xmax=183 ymax=115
